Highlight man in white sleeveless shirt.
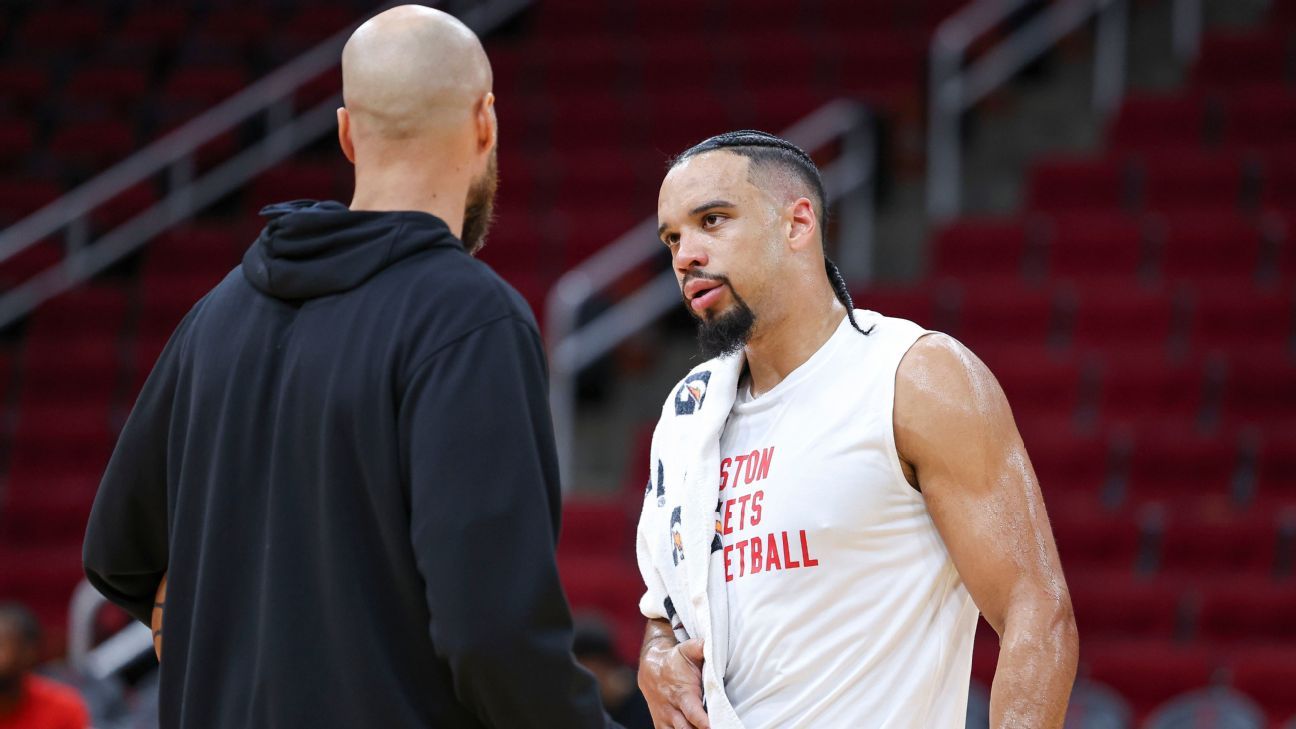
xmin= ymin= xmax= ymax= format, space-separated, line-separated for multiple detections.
xmin=637 ymin=131 xmax=1078 ymax=729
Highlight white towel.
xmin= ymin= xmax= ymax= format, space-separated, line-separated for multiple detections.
xmin=635 ymin=351 xmax=748 ymax=729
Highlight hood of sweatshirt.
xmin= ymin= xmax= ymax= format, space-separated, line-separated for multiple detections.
xmin=242 ymin=200 xmax=461 ymax=301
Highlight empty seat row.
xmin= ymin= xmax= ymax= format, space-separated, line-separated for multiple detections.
xmin=1109 ymin=86 xmax=1296 ymax=152
xmin=1027 ymin=148 xmax=1296 ymax=213
xmin=933 ymin=211 xmax=1294 ymax=282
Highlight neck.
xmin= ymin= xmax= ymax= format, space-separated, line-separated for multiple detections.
xmin=350 ymin=156 xmax=468 ymax=237
xmin=743 ymin=287 xmax=846 ymax=397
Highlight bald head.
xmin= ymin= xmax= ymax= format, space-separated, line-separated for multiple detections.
xmin=341 ymin=5 xmax=492 ymax=139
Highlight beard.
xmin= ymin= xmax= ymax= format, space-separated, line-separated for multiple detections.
xmin=683 ymin=272 xmax=757 ymax=360
xmin=460 ymin=146 xmax=498 ymax=256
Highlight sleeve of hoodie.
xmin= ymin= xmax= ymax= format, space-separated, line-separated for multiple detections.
xmin=82 ymin=316 xmax=188 ymax=626
xmin=400 ymin=313 xmax=612 ymax=729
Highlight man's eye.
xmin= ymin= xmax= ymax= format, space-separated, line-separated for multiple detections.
xmin=702 ymin=214 xmax=724 ymax=227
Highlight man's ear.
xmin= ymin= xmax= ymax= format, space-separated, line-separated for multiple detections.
xmin=337 ymin=107 xmax=356 ymax=164
xmin=787 ymin=197 xmax=817 ymax=251
xmin=476 ymin=92 xmax=497 ymax=154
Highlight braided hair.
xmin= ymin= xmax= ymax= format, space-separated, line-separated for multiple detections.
xmin=670 ymin=130 xmax=870 ymax=336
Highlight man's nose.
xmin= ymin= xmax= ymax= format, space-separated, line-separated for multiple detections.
xmin=674 ymin=231 xmax=709 ymax=273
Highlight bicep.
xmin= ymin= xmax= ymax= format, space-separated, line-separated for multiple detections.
xmin=894 ymin=334 xmax=1069 ymax=635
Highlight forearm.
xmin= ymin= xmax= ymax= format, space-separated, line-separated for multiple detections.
xmin=988 ymin=599 xmax=1079 ymax=729
xmin=641 ymin=618 xmax=678 ymax=660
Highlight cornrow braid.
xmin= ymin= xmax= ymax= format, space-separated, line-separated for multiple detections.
xmin=826 ymin=257 xmax=871 ymax=335
xmin=674 ymin=129 xmax=871 ymax=336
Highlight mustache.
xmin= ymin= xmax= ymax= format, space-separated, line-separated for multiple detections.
xmin=681 ymin=270 xmax=730 ymax=294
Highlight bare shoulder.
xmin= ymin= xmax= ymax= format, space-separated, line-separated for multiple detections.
xmin=894 ymin=333 xmax=1015 ymax=463
xmin=896 ymin=333 xmax=1005 ymax=418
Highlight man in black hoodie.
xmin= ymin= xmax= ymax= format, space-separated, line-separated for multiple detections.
xmin=82 ymin=6 xmax=614 ymax=728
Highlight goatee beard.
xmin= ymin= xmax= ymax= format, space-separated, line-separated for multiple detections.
xmin=685 ymin=273 xmax=756 ymax=359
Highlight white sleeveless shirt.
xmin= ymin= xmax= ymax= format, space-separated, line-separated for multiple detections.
xmin=712 ymin=310 xmax=979 ymax=729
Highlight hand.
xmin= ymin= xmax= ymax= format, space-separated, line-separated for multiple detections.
xmin=151 ymin=574 xmax=167 ymax=661
xmin=639 ymin=637 xmax=710 ymax=729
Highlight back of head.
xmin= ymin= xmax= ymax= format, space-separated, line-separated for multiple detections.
xmin=337 ymin=4 xmax=499 ymax=251
xmin=341 ymin=5 xmax=492 ymax=145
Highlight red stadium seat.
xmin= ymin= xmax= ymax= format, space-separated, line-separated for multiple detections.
xmin=1023 ymin=426 xmax=1111 ymax=500
xmin=0 ymin=118 xmax=34 ymax=166
xmin=64 ymin=67 xmax=151 ymax=111
xmin=558 ymin=499 xmax=633 ymax=560
xmin=1094 ymin=351 xmax=1211 ymax=428
xmin=1083 ymin=640 xmax=1216 ymax=721
xmin=643 ymin=91 xmax=737 ymax=154
xmin=20 ymin=334 xmax=121 ymax=405
xmin=1227 ymin=647 xmax=1296 ymax=723
xmin=1221 ymin=84 xmax=1296 ymax=152
xmin=1255 ymin=429 xmax=1296 ymax=503
xmin=29 ymin=285 xmax=129 ymax=337
xmin=138 ymin=272 xmax=228 ymax=339
xmin=248 ymin=162 xmax=347 ymax=208
xmin=539 ymin=37 xmax=628 ymax=94
xmin=283 ymin=5 xmax=359 ymax=47
xmin=1068 ymin=574 xmax=1183 ymax=640
xmin=148 ymin=225 xmax=243 ymax=277
xmin=931 ymin=217 xmax=1036 ymax=279
xmin=1220 ymin=351 xmax=1296 ymax=425
xmin=1192 ymin=30 xmax=1285 ymax=87
xmin=853 ymin=284 xmax=943 ymax=329
xmin=48 ymin=120 xmax=137 ymax=172
xmin=117 ymin=7 xmax=189 ymax=51
xmin=1027 ymin=156 xmax=1132 ymax=213
xmin=1124 ymin=426 xmax=1240 ymax=507
xmin=1138 ymin=152 xmax=1248 ymax=214
xmin=92 ymin=183 xmax=159 ymax=232
xmin=950 ymin=282 xmax=1058 ymax=349
xmin=1259 ymin=145 xmax=1296 ymax=214
xmin=554 ymin=151 xmax=649 ymax=206
xmin=1068 ymin=282 xmax=1179 ymax=351
xmin=1192 ymin=31 xmax=1292 ymax=88
xmin=1186 ymin=284 xmax=1294 ymax=354
xmin=1049 ymin=508 xmax=1143 ymax=572
xmin=0 ymin=62 xmax=51 ymax=111
xmin=1108 ymin=92 xmax=1211 ymax=152
xmin=196 ymin=7 xmax=273 ymax=48
xmin=16 ymin=8 xmax=104 ymax=52
xmin=10 ymin=402 xmax=116 ymax=476
xmin=1044 ymin=212 xmax=1148 ymax=280
xmin=0 ymin=178 xmax=63 ymax=225
xmin=162 ymin=64 xmax=249 ymax=106
xmin=1197 ymin=577 xmax=1296 ymax=644
xmin=744 ymin=86 xmax=837 ymax=134
xmin=1157 ymin=213 xmax=1264 ymax=283
xmin=979 ymin=346 xmax=1086 ymax=423
xmin=1158 ymin=513 xmax=1278 ymax=575
xmin=639 ymin=35 xmax=724 ymax=96
xmin=731 ymin=33 xmax=825 ymax=90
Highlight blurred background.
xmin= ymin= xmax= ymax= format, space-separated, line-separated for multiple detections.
xmin=0 ymin=0 xmax=1292 ymax=727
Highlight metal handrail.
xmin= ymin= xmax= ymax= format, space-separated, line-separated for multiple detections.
xmin=0 ymin=0 xmax=532 ymax=330
xmin=926 ymin=0 xmax=1136 ymax=221
xmin=546 ymin=99 xmax=877 ymax=485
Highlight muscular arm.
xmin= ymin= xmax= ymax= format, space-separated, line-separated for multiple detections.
xmin=895 ymin=334 xmax=1078 ymax=729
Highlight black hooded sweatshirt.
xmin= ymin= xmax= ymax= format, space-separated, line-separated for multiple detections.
xmin=83 ymin=200 xmax=614 ymax=729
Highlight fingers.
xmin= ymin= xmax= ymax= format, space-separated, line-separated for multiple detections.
xmin=650 ymin=706 xmax=693 ymax=729
xmin=677 ymin=691 xmax=710 ymax=729
xmin=678 ymin=638 xmax=705 ymax=667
